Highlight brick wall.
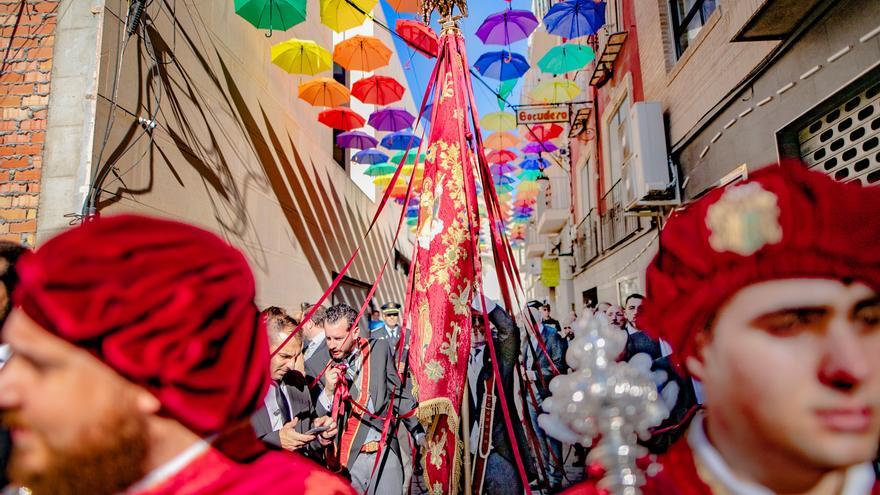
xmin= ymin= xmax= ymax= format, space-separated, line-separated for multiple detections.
xmin=0 ymin=0 xmax=57 ymax=246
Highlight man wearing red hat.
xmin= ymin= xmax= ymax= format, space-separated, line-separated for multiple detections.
xmin=0 ymin=215 xmax=355 ymax=495
xmin=565 ymin=163 xmax=880 ymax=494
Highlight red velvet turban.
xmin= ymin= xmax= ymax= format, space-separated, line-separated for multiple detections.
xmin=14 ymin=214 xmax=269 ymax=437
xmin=642 ymin=162 xmax=880 ymax=371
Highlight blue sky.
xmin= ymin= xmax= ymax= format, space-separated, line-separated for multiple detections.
xmin=379 ymin=0 xmax=531 ymax=122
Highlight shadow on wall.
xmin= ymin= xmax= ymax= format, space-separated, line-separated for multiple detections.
xmin=94 ymin=3 xmax=406 ymax=303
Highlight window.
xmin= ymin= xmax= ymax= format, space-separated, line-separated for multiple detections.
xmin=331 ymin=62 xmax=349 ymax=170
xmin=607 ymin=95 xmax=631 ymax=187
xmin=669 ymin=0 xmax=717 ymax=58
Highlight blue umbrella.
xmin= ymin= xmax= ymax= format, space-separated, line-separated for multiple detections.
xmin=381 ymin=130 xmax=422 ymax=150
xmin=543 ymin=0 xmax=606 ymax=39
xmin=520 ymin=156 xmax=550 ymax=170
xmin=353 ymin=149 xmax=389 ymax=164
xmin=473 ymin=51 xmax=530 ymax=81
xmin=492 ymin=173 xmax=518 ymax=186
xmin=336 ymin=130 xmax=378 ymax=149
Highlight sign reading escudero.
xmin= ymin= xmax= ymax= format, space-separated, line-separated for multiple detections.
xmin=515 ymin=105 xmax=571 ymax=125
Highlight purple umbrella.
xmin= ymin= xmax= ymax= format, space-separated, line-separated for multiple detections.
xmin=369 ymin=107 xmax=415 ymax=131
xmin=522 ymin=141 xmax=558 ymax=154
xmin=491 ymin=162 xmax=517 ymax=175
xmin=473 ymin=51 xmax=530 ymax=81
xmin=476 ymin=10 xmax=539 ymax=45
xmin=514 ymin=206 xmax=534 ymax=215
xmin=336 ymin=130 xmax=378 ymax=149
xmin=352 ymin=148 xmax=388 ymax=164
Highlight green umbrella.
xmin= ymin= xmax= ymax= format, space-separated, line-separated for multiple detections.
xmin=235 ymin=0 xmax=307 ymax=36
xmin=390 ymin=151 xmax=426 ymax=165
xmin=496 ymin=80 xmax=517 ymax=110
xmin=518 ymin=169 xmax=544 ymax=181
xmin=537 ymin=43 xmax=595 ymax=75
xmin=363 ymin=163 xmax=398 ymax=176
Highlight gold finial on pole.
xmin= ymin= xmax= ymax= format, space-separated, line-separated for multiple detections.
xmin=421 ymin=0 xmax=468 ymax=28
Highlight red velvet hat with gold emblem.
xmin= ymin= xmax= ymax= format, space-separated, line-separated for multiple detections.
xmin=642 ymin=162 xmax=880 ymax=371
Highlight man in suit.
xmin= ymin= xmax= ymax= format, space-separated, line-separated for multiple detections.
xmin=468 ymin=296 xmax=536 ymax=495
xmin=371 ymin=302 xmax=402 ymax=355
xmin=315 ymin=303 xmax=425 ymax=494
xmin=302 ymin=305 xmax=331 ymax=386
xmin=251 ymin=307 xmax=336 ymax=461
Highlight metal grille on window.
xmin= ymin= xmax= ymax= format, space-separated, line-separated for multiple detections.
xmin=798 ymin=81 xmax=880 ymax=186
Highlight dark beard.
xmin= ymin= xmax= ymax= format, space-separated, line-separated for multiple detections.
xmin=3 ymin=408 xmax=149 ymax=495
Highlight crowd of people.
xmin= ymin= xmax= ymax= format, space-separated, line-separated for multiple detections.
xmin=0 ymin=162 xmax=878 ymax=495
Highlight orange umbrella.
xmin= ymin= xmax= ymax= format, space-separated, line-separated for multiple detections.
xmin=318 ymin=107 xmax=365 ymax=130
xmin=387 ymin=0 xmax=419 ymax=13
xmin=298 ymin=77 xmax=350 ymax=107
xmin=333 ymin=35 xmax=391 ymax=72
xmin=484 ymin=131 xmax=520 ymax=150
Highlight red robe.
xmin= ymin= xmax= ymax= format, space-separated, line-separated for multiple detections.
xmin=130 ymin=447 xmax=356 ymax=495
xmin=562 ymin=439 xmax=880 ymax=495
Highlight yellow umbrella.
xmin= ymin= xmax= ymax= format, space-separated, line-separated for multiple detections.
xmin=333 ymin=35 xmax=392 ymax=72
xmin=480 ymin=111 xmax=516 ymax=132
xmin=320 ymin=0 xmax=378 ymax=33
xmin=530 ymin=80 xmax=581 ymax=103
xmin=518 ymin=181 xmax=541 ymax=193
xmin=373 ymin=175 xmax=395 ymax=186
xmin=484 ymin=131 xmax=521 ymax=150
xmin=271 ymin=39 xmax=332 ymax=75
xmin=298 ymin=77 xmax=350 ymax=107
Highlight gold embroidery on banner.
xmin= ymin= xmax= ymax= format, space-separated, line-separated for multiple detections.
xmin=418 ymin=299 xmax=433 ymax=362
xmin=452 ymin=285 xmax=471 ymax=317
xmin=427 ymin=430 xmax=448 ymax=469
xmin=706 ymin=182 xmax=783 ymax=256
xmin=441 ymin=72 xmax=454 ymax=102
xmin=439 ymin=321 xmax=462 ymax=365
xmin=425 ymin=359 xmax=444 ymax=382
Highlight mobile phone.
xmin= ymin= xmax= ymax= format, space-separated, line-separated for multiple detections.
xmin=305 ymin=425 xmax=332 ymax=435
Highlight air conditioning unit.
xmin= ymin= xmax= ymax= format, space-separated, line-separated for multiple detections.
xmin=623 ymin=102 xmax=680 ymax=211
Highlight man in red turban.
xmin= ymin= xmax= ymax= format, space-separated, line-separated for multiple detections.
xmin=565 ymin=162 xmax=880 ymax=494
xmin=0 ymin=214 xmax=355 ymax=495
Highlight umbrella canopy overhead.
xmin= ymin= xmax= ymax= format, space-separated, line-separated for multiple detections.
xmin=352 ymin=75 xmax=405 ymax=105
xmin=492 ymin=173 xmax=518 ymax=186
xmin=473 ymin=51 xmax=530 ymax=81
xmin=386 ymin=0 xmax=419 ymax=13
xmin=368 ymin=107 xmax=415 ymax=131
xmin=520 ymin=156 xmax=551 ymax=170
xmin=543 ymin=0 xmax=606 ymax=39
xmin=353 ymin=148 xmax=388 ymax=164
xmin=318 ymin=107 xmax=365 ymax=130
xmin=389 ymin=151 xmax=426 ymax=165
xmin=381 ymin=130 xmax=422 ymax=150
xmin=518 ymin=169 xmax=544 ymax=181
xmin=487 ymin=149 xmax=517 ymax=164
xmin=364 ymin=163 xmax=398 ymax=176
xmin=270 ymin=39 xmax=332 ymax=75
xmin=333 ymin=35 xmax=392 ymax=71
xmin=234 ymin=0 xmax=306 ymax=35
xmin=320 ymin=0 xmax=378 ymax=32
xmin=530 ymin=79 xmax=581 ymax=103
xmin=298 ymin=77 xmax=350 ymax=107
xmin=396 ymin=20 xmax=440 ymax=58
xmin=480 ymin=111 xmax=516 ymax=131
xmin=537 ymin=42 xmax=595 ymax=74
xmin=484 ymin=131 xmax=521 ymax=150
xmin=491 ymin=162 xmax=517 ymax=175
xmin=336 ymin=130 xmax=378 ymax=149
xmin=522 ymin=123 xmax=563 ymax=141
xmin=522 ymin=141 xmax=558 ymax=154
xmin=476 ymin=9 xmax=539 ymax=45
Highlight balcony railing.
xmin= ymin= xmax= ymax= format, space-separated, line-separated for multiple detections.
xmin=600 ymin=179 xmax=639 ymax=250
xmin=574 ymin=209 xmax=599 ymax=268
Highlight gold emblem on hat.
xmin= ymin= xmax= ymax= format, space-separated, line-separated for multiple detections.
xmin=705 ymin=182 xmax=783 ymax=256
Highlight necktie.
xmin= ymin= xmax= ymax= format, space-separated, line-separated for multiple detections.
xmin=275 ymin=384 xmax=291 ymax=423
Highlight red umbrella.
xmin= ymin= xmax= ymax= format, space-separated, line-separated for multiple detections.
xmin=486 ymin=149 xmax=517 ymax=164
xmin=352 ymin=75 xmax=405 ymax=105
xmin=523 ymin=123 xmax=563 ymax=142
xmin=396 ymin=20 xmax=439 ymax=58
xmin=318 ymin=107 xmax=365 ymax=130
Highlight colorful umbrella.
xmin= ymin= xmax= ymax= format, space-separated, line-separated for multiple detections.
xmin=484 ymin=131 xmax=520 ymax=150
xmin=538 ymin=43 xmax=595 ymax=74
xmin=373 ymin=175 xmax=395 ymax=186
xmin=386 ymin=0 xmax=420 ymax=13
xmin=530 ymin=79 xmax=581 ymax=103
xmin=318 ymin=107 xmax=365 ymax=130
xmin=518 ymin=169 xmax=544 ymax=181
xmin=396 ymin=20 xmax=439 ymax=58
xmin=298 ymin=77 xmax=350 ymax=107
xmin=351 ymin=75 xmax=405 ymax=105
xmin=496 ymin=182 xmax=517 ymax=193
xmin=513 ymin=199 xmax=536 ymax=207
xmin=492 ymin=174 xmax=518 ymax=186
xmin=473 ymin=51 xmax=530 ymax=81
xmin=518 ymin=181 xmax=541 ymax=192
xmin=381 ymin=130 xmax=422 ymax=150
xmin=522 ymin=141 xmax=558 ymax=154
xmin=390 ymin=151 xmax=426 ymax=165
xmin=234 ymin=0 xmax=306 ymax=36
xmin=497 ymin=79 xmax=517 ymax=110
xmin=333 ymin=35 xmax=392 ymax=71
xmin=353 ymin=148 xmax=388 ymax=164
xmin=476 ymin=9 xmax=539 ymax=45
xmin=491 ymin=162 xmax=517 ymax=175
xmin=480 ymin=111 xmax=516 ymax=131
xmin=520 ymin=156 xmax=551 ymax=170
xmin=487 ymin=149 xmax=517 ymax=164
xmin=522 ymin=123 xmax=564 ymax=141
xmin=319 ymin=0 xmax=377 ymax=32
xmin=369 ymin=107 xmax=415 ymax=131
xmin=364 ymin=163 xmax=398 ymax=176
xmin=336 ymin=130 xmax=378 ymax=149
xmin=543 ymin=0 xmax=606 ymax=39
xmin=270 ymin=39 xmax=332 ymax=75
